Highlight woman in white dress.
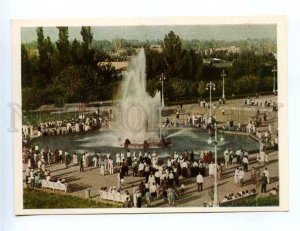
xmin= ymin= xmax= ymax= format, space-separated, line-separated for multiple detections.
xmin=234 ymin=167 xmax=239 ymax=184
xmin=208 ymin=162 xmax=214 ymax=177
xmin=73 ymin=153 xmax=78 ymax=166
xmin=100 ymin=160 xmax=105 ymax=176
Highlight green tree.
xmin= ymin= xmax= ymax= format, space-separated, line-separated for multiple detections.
xmin=163 ymin=31 xmax=183 ymax=78
xmin=36 ymin=27 xmax=55 ymax=87
xmin=56 ymin=27 xmax=70 ymax=69
xmin=80 ymin=26 xmax=95 ymax=65
xmin=70 ymin=39 xmax=81 ymax=65
xmin=21 ymin=44 xmax=32 ymax=87
xmin=198 ymin=81 xmax=206 ymax=99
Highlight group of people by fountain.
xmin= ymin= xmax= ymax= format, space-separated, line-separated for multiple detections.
xmin=22 ymin=113 xmax=113 ymax=141
xmin=164 ymin=112 xmax=217 ymax=130
xmin=22 ymin=146 xmax=70 ymax=190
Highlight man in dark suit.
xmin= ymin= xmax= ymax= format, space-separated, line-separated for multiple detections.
xmin=79 ymin=156 xmax=84 ymax=172
xmin=261 ymin=173 xmax=268 ymax=193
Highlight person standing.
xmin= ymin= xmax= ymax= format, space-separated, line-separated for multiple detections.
xmin=238 ymin=168 xmax=244 ymax=186
xmin=79 ymin=156 xmax=84 ymax=172
xmin=132 ymin=184 xmax=138 ymax=207
xmin=108 ymin=157 xmax=114 ymax=175
xmin=99 ymin=159 xmax=105 ymax=176
xmin=73 ymin=152 xmax=78 ymax=166
xmin=136 ymin=190 xmax=142 ymax=208
xmin=196 ymin=173 xmax=204 ymax=191
xmin=261 ymin=173 xmax=268 ymax=193
xmin=242 ymin=156 xmax=249 ymax=172
xmin=224 ymin=149 xmax=230 ymax=169
xmin=263 ymin=167 xmax=270 ymax=184
xmin=251 ymin=167 xmax=257 ymax=184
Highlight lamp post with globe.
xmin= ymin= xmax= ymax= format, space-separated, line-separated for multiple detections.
xmin=160 ymin=73 xmax=166 ymax=108
xmin=221 ymin=70 xmax=226 ymax=100
xmin=207 ymin=123 xmax=224 ymax=207
xmin=206 ymin=81 xmax=216 ymax=117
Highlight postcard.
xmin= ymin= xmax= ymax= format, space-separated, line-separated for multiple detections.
xmin=12 ymin=16 xmax=288 ymax=215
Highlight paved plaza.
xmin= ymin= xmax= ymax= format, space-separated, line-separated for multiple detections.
xmin=23 ymin=95 xmax=279 ymax=207
xmin=36 ymin=149 xmax=278 ymax=207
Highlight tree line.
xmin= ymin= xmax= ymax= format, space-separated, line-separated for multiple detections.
xmin=21 ymin=28 xmax=277 ymax=110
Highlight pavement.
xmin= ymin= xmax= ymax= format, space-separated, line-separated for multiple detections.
xmin=23 ymin=94 xmax=279 ymax=207
xmin=31 ymin=149 xmax=278 ymax=207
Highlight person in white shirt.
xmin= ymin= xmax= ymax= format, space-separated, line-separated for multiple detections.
xmin=236 ymin=149 xmax=242 ymax=164
xmin=196 ymin=173 xmax=204 ymax=191
xmin=263 ymin=167 xmax=270 ymax=184
xmin=234 ymin=167 xmax=239 ymax=184
xmin=242 ymin=156 xmax=249 ymax=172
xmin=238 ymin=168 xmax=245 ymax=186
xmin=99 ymin=159 xmax=105 ymax=176
xmin=167 ymin=159 xmax=172 ymax=168
xmin=72 ymin=153 xmax=78 ymax=166
xmin=132 ymin=185 xmax=138 ymax=207
xmin=224 ymin=149 xmax=230 ymax=169
xmin=120 ymin=152 xmax=125 ymax=162
xmin=37 ymin=159 xmax=42 ymax=169
xmin=174 ymin=152 xmax=178 ymax=160
xmin=108 ymin=158 xmax=114 ymax=175
xmin=154 ymin=170 xmax=160 ymax=185
xmin=132 ymin=151 xmax=136 ymax=161
xmin=138 ymin=162 xmax=144 ymax=177
xmin=148 ymin=173 xmax=155 ymax=185
xmin=208 ymin=162 xmax=214 ymax=177
xmin=93 ymin=154 xmax=98 ymax=168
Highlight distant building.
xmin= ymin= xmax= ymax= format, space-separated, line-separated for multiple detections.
xmin=98 ymin=61 xmax=129 ymax=78
xmin=202 ymin=58 xmax=232 ymax=68
xmin=149 ymin=45 xmax=163 ymax=53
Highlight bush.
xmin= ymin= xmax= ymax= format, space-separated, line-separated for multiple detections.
xmin=23 ymin=188 xmax=122 ymax=209
xmin=221 ymin=195 xmax=279 ymax=207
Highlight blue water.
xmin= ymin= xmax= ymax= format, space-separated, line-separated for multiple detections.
xmin=30 ymin=128 xmax=258 ymax=157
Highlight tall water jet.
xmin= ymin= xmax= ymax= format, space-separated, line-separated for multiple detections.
xmin=116 ymin=48 xmax=161 ymax=146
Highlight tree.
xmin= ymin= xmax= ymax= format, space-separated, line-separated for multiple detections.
xmin=163 ymin=31 xmax=183 ymax=78
xmin=198 ymin=81 xmax=206 ymax=99
xmin=21 ymin=44 xmax=32 ymax=87
xmin=80 ymin=26 xmax=95 ymax=65
xmin=36 ymin=27 xmax=55 ymax=87
xmin=145 ymin=47 xmax=166 ymax=80
xmin=70 ymin=39 xmax=81 ymax=65
xmin=56 ymin=27 xmax=70 ymax=69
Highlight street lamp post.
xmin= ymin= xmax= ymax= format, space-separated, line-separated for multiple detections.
xmin=221 ymin=70 xmax=226 ymax=100
xmin=207 ymin=123 xmax=224 ymax=207
xmin=272 ymin=66 xmax=277 ymax=94
xmin=160 ymin=73 xmax=166 ymax=107
xmin=206 ymin=81 xmax=216 ymax=117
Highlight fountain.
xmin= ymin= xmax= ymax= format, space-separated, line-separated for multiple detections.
xmin=116 ymin=48 xmax=168 ymax=148
xmin=30 ymin=49 xmax=259 ymax=155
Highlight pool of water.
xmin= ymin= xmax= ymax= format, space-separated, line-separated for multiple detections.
xmin=30 ymin=128 xmax=258 ymax=158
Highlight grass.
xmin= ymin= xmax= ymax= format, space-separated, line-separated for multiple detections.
xmin=221 ymin=195 xmax=279 ymax=207
xmin=23 ymin=188 xmax=122 ymax=209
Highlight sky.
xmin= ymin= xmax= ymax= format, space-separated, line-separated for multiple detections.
xmin=21 ymin=24 xmax=277 ymax=43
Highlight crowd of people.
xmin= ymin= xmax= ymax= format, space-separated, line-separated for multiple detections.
xmin=23 ymin=138 xmax=276 ymax=207
xmin=221 ymin=188 xmax=257 ymax=203
xmin=244 ymin=96 xmax=277 ymax=108
xmin=22 ymin=113 xmax=113 ymax=140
